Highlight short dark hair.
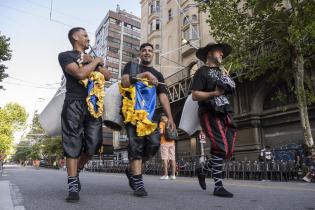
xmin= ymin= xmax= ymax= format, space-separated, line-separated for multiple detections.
xmin=140 ymin=43 xmax=154 ymax=50
xmin=68 ymin=27 xmax=85 ymax=45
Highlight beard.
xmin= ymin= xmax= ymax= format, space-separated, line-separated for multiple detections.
xmin=141 ymin=57 xmax=152 ymax=65
xmin=215 ymin=57 xmax=222 ymax=65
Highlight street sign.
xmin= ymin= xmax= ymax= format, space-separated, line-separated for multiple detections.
xmin=199 ymin=132 xmax=206 ymax=144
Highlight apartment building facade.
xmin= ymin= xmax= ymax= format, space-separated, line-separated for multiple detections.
xmin=94 ymin=6 xmax=141 ymax=86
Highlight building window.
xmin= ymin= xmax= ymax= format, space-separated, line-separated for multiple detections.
xmin=150 ymin=3 xmax=154 ymax=14
xmin=168 ymin=9 xmax=172 ymax=21
xmin=156 ymin=19 xmax=160 ymax=30
xmin=150 ymin=1 xmax=160 ymax=14
xmin=183 ymin=28 xmax=190 ymax=40
xmin=155 ymin=44 xmax=160 ymax=50
xmin=183 ymin=25 xmax=199 ymax=41
xmin=156 ymin=1 xmax=160 ymax=12
xmin=192 ymin=14 xmax=197 ymax=22
xmin=183 ymin=16 xmax=189 ymax=25
xmin=108 ymin=47 xmax=119 ymax=54
xmin=149 ymin=19 xmax=160 ymax=33
xmin=191 ymin=25 xmax=199 ymax=39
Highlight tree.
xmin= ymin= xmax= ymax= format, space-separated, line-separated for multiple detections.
xmin=13 ymin=140 xmax=32 ymax=162
xmin=197 ymin=0 xmax=315 ymax=148
xmin=0 ymin=103 xmax=28 ymax=156
xmin=24 ymin=112 xmax=63 ymax=165
xmin=0 ymin=33 xmax=12 ymax=89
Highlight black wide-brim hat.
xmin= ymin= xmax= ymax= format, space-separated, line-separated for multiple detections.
xmin=196 ymin=43 xmax=232 ymax=63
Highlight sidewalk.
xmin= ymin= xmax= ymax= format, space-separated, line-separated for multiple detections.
xmin=0 ymin=180 xmax=14 ymax=210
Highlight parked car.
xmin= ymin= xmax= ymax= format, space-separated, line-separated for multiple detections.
xmin=39 ymin=159 xmax=46 ymax=167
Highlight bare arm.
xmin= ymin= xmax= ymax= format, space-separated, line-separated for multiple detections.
xmin=121 ymin=72 xmax=158 ymax=88
xmin=97 ymin=66 xmax=112 ymax=81
xmin=64 ymin=57 xmax=103 ymax=80
xmin=191 ymin=87 xmax=224 ymax=101
xmin=159 ymin=93 xmax=176 ymax=130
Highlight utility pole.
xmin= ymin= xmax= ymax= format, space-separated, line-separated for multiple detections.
xmin=118 ymin=8 xmax=124 ymax=80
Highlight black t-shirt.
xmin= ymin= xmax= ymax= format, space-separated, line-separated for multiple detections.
xmin=122 ymin=62 xmax=168 ymax=95
xmin=58 ymin=50 xmax=87 ymax=99
xmin=191 ymin=66 xmax=232 ymax=113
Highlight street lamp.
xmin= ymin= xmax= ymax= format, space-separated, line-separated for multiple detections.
xmin=182 ymin=39 xmax=198 ymax=49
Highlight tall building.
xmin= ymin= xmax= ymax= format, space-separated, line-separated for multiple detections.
xmin=140 ymin=0 xmax=214 ymax=81
xmin=94 ymin=6 xmax=141 ymax=86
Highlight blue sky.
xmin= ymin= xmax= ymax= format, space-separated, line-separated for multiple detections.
xmin=0 ymin=0 xmax=141 ymax=122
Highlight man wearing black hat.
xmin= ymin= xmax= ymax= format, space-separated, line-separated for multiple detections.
xmin=191 ymin=43 xmax=236 ymax=197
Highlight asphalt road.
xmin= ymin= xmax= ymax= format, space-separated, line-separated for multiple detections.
xmin=1 ymin=165 xmax=314 ymax=210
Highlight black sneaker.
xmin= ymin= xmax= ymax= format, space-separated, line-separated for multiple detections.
xmin=213 ymin=187 xmax=234 ymax=198
xmin=125 ymin=168 xmax=135 ymax=190
xmin=134 ymin=188 xmax=148 ymax=197
xmin=66 ymin=192 xmax=80 ymax=202
xmin=196 ymin=167 xmax=206 ymax=190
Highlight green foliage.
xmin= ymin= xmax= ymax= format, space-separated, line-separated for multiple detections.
xmin=0 ymin=103 xmax=28 ymax=156
xmin=41 ymin=137 xmax=63 ymax=164
xmin=0 ymin=33 xmax=12 ymax=89
xmin=196 ymin=0 xmax=315 ymax=81
xmin=13 ymin=140 xmax=32 ymax=162
xmin=13 ymin=112 xmax=63 ymax=163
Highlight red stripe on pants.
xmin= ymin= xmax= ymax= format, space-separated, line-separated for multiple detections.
xmin=203 ymin=113 xmax=219 ymax=152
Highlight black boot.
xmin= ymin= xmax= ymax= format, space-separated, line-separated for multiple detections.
xmin=125 ymin=168 xmax=135 ymax=190
xmin=213 ymin=187 xmax=234 ymax=198
xmin=195 ymin=167 xmax=207 ymax=190
xmin=66 ymin=192 xmax=80 ymax=202
xmin=134 ymin=187 xmax=148 ymax=197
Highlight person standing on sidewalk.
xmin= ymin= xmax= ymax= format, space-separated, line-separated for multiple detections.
xmin=58 ymin=27 xmax=110 ymax=202
xmin=159 ymin=115 xmax=176 ymax=180
xmin=120 ymin=43 xmax=176 ymax=197
xmin=192 ymin=43 xmax=237 ymax=198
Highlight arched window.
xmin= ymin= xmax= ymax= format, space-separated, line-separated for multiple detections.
xmin=192 ymin=14 xmax=197 ymax=21
xmin=155 ymin=44 xmax=160 ymax=50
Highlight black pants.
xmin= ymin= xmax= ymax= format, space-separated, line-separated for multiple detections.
xmin=126 ymin=124 xmax=160 ymax=161
xmin=61 ymin=99 xmax=103 ymax=158
xmin=199 ymin=111 xmax=237 ymax=159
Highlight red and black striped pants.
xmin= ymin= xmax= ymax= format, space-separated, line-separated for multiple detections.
xmin=199 ymin=111 xmax=237 ymax=160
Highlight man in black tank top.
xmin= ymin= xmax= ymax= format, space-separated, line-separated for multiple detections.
xmin=191 ymin=42 xmax=236 ymax=198
xmin=58 ymin=27 xmax=110 ymax=202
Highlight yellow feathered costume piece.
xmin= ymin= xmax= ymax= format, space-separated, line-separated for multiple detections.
xmin=81 ymin=71 xmax=105 ymax=118
xmin=119 ymin=82 xmax=157 ymax=136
